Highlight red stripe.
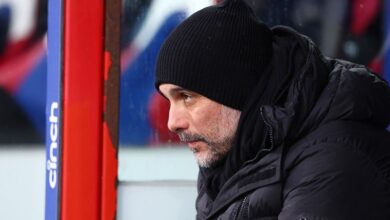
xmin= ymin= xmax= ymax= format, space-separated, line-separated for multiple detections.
xmin=61 ymin=0 xmax=104 ymax=219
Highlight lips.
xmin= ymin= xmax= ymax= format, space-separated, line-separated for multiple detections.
xmin=187 ymin=140 xmax=198 ymax=149
xmin=186 ymin=140 xmax=202 ymax=153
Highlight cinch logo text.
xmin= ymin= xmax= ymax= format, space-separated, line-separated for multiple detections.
xmin=47 ymin=102 xmax=59 ymax=189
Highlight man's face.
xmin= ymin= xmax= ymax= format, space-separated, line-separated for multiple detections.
xmin=159 ymin=84 xmax=241 ymax=168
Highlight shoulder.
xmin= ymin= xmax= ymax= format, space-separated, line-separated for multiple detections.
xmin=286 ymin=120 xmax=390 ymax=167
xmin=280 ymin=121 xmax=390 ymax=219
xmin=284 ymin=120 xmax=390 ymax=186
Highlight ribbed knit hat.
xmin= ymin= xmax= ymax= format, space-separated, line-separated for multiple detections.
xmin=155 ymin=0 xmax=273 ymax=110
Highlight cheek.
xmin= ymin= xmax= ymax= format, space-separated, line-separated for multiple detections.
xmin=191 ymin=106 xmax=222 ymax=135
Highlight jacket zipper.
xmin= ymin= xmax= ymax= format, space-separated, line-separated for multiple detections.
xmin=260 ymin=107 xmax=274 ymax=152
xmin=240 ymin=107 xmax=275 ymax=167
xmin=234 ymin=196 xmax=247 ymax=220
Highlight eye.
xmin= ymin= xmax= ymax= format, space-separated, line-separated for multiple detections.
xmin=180 ymin=92 xmax=193 ymax=103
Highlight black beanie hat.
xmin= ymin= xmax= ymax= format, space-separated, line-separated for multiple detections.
xmin=155 ymin=0 xmax=273 ymax=110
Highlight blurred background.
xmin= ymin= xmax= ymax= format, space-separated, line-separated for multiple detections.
xmin=0 ymin=0 xmax=388 ymax=219
xmin=0 ymin=0 xmax=46 ymax=144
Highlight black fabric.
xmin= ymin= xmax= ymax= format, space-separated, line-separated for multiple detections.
xmin=200 ymin=25 xmax=330 ymax=200
xmin=196 ymin=26 xmax=390 ymax=219
xmin=155 ymin=0 xmax=273 ymax=110
xmin=200 ymin=40 xmax=278 ymax=200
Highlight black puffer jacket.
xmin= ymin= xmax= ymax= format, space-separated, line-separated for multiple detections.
xmin=196 ymin=27 xmax=390 ymax=220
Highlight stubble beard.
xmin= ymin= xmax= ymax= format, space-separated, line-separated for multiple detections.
xmin=178 ymin=132 xmax=233 ymax=168
xmin=178 ymin=105 xmax=241 ymax=168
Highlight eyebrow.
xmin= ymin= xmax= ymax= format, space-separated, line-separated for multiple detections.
xmin=168 ymin=87 xmax=188 ymax=97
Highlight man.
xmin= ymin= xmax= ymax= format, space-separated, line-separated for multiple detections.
xmin=155 ymin=0 xmax=390 ymax=219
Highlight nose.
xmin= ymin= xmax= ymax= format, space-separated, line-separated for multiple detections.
xmin=167 ymin=105 xmax=189 ymax=133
